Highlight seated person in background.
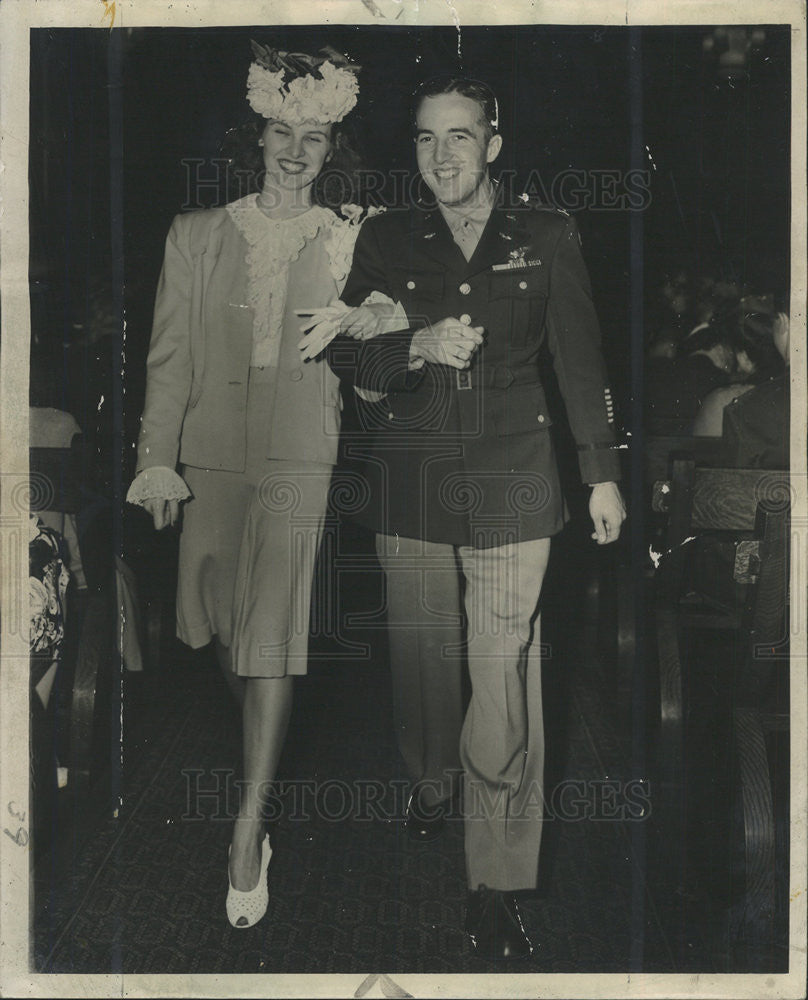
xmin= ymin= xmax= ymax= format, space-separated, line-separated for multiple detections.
xmin=646 ymin=268 xmax=692 ymax=357
xmin=680 ymin=273 xmax=740 ymax=340
xmin=721 ymin=311 xmax=790 ymax=469
xmin=29 ymin=357 xmax=87 ymax=590
xmin=683 ymin=309 xmax=789 ymax=624
xmin=645 ymin=271 xmax=742 ymax=433
xmin=652 ymin=267 xmax=739 ymax=351
xmin=693 ymin=303 xmax=787 ymax=443
xmin=30 ymin=353 xmax=144 ymax=671
xmin=646 ymin=329 xmax=679 ymax=361
xmin=645 ymin=318 xmax=738 ymax=433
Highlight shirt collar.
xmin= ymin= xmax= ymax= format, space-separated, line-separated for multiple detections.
xmin=436 ymin=178 xmax=497 ymax=235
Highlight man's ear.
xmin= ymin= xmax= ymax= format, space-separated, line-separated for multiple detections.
xmin=486 ymin=134 xmax=503 ymax=164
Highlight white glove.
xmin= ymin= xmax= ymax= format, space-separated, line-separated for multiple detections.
xmin=297 ymin=296 xmax=409 ymax=361
xmin=296 ymin=303 xmax=351 ymax=361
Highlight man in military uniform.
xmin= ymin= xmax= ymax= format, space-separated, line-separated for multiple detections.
xmin=340 ymin=76 xmax=626 ymax=960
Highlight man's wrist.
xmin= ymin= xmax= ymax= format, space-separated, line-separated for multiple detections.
xmin=409 ymin=326 xmax=428 ymax=370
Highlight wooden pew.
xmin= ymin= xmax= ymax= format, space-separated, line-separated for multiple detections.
xmin=651 ymin=456 xmax=790 ymax=931
xmin=643 ymin=434 xmax=725 ymax=485
xmin=604 ymin=436 xmax=724 ymax=722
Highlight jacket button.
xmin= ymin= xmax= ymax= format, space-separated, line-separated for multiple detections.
xmin=406 ymin=280 xmax=416 ymax=290
xmin=459 ymin=313 xmax=472 ymax=325
xmin=459 ymin=282 xmax=471 ymax=295
xmin=537 ymin=414 xmax=545 ymax=422
xmin=290 ymin=369 xmax=303 ymax=381
xmin=519 ymin=280 xmax=528 ymax=290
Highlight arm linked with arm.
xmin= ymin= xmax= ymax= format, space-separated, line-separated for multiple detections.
xmin=329 ymin=219 xmax=424 ymax=395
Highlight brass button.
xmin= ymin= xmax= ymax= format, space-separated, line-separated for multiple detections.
xmin=459 ymin=313 xmax=472 ymax=325
xmin=290 ymin=369 xmax=303 ymax=382
xmin=406 ymin=280 xmax=416 ymax=290
xmin=459 ymin=282 xmax=471 ymax=295
xmin=519 ymin=280 xmax=528 ymax=291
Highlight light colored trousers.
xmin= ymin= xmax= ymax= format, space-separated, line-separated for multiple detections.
xmin=375 ymin=533 xmax=551 ymax=890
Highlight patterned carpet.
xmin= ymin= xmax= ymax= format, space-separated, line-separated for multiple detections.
xmin=32 ymin=526 xmax=787 ymax=976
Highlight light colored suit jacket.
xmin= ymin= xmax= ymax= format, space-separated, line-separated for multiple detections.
xmin=136 ymin=205 xmax=342 ymax=475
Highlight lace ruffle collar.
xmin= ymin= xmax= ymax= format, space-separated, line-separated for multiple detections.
xmin=226 ymin=195 xmax=337 ymax=367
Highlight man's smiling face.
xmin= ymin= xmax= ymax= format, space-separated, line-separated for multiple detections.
xmin=414 ymin=93 xmax=502 ymax=207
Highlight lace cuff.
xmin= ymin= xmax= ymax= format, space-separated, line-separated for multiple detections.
xmin=126 ymin=467 xmax=191 ymax=506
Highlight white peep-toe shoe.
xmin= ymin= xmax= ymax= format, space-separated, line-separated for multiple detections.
xmin=226 ymin=834 xmax=272 ymax=928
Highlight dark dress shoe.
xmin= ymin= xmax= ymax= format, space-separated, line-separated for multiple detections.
xmin=405 ymin=785 xmax=450 ymax=842
xmin=465 ymin=887 xmax=534 ymax=960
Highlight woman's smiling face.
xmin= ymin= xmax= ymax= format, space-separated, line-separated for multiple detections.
xmin=260 ymin=118 xmax=334 ymax=193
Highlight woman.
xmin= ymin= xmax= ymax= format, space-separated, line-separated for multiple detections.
xmin=127 ymin=42 xmax=391 ymax=928
xmin=692 ymin=307 xmax=788 ymax=437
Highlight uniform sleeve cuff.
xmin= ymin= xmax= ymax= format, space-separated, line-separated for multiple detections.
xmin=578 ymin=448 xmax=622 ymax=486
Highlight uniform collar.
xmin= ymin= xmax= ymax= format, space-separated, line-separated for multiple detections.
xmin=436 ymin=179 xmax=498 ymax=236
xmin=409 ymin=188 xmax=533 ymax=276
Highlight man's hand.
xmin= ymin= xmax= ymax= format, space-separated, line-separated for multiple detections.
xmin=410 ymin=317 xmax=484 ymax=370
xmin=143 ymin=497 xmax=179 ymax=530
xmin=589 ymin=481 xmax=626 ymax=544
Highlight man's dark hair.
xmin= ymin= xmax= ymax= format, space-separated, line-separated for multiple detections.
xmin=683 ymin=317 xmax=736 ymax=356
xmin=412 ymin=76 xmax=499 ymax=141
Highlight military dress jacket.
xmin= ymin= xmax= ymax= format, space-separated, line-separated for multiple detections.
xmin=338 ymin=201 xmax=621 ymax=547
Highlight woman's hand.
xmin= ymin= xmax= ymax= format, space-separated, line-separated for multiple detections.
xmin=297 ymin=304 xmax=348 ymax=361
xmin=143 ymin=497 xmax=179 ymax=530
xmin=298 ymin=299 xmax=408 ymax=360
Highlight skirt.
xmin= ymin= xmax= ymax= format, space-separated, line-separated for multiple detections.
xmin=176 ymin=366 xmax=333 ymax=677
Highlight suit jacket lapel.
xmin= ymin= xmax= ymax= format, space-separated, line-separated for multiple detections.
xmin=193 ymin=212 xmax=253 ymax=368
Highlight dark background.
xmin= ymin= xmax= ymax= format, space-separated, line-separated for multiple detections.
xmin=28 ymin=24 xmax=791 ymax=459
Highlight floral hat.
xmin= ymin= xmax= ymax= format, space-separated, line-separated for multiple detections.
xmin=247 ymin=41 xmax=360 ymax=125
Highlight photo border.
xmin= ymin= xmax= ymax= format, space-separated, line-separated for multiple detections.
xmin=1 ymin=1 xmax=805 ymax=997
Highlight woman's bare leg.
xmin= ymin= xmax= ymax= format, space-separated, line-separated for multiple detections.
xmin=214 ymin=638 xmax=246 ymax=708
xmin=228 ymin=675 xmax=294 ymax=889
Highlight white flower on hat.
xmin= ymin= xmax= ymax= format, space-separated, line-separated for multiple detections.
xmin=246 ymin=64 xmax=287 ymax=119
xmin=317 ymin=60 xmax=359 ymax=121
xmin=247 ymin=58 xmax=358 ymax=125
